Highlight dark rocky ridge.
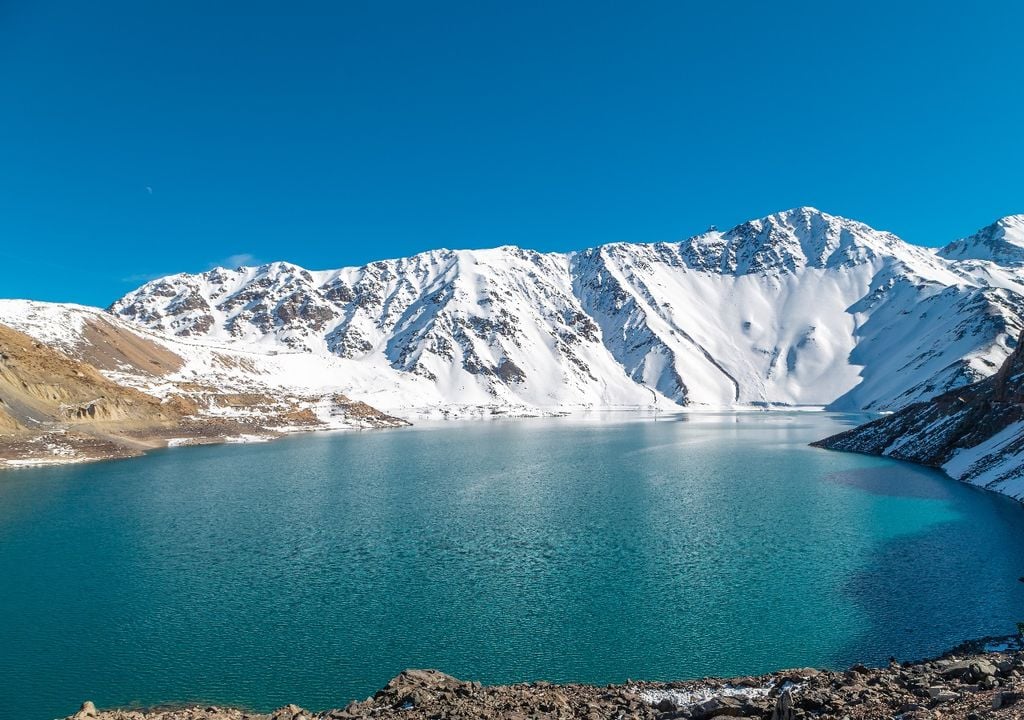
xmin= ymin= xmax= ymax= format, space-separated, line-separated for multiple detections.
xmin=812 ymin=329 xmax=1024 ymax=496
xmin=65 ymin=637 xmax=1024 ymax=720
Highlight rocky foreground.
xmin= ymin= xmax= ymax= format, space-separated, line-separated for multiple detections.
xmin=66 ymin=638 xmax=1024 ymax=720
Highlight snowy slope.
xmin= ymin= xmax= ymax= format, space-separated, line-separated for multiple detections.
xmin=97 ymin=208 xmax=1024 ymax=413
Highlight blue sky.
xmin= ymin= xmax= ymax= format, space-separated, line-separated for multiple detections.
xmin=2 ymin=1 xmax=1023 ymax=306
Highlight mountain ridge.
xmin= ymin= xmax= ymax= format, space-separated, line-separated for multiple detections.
xmin=105 ymin=207 xmax=1024 ymax=414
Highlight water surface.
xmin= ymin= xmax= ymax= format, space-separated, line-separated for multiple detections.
xmin=2 ymin=413 xmax=1023 ymax=718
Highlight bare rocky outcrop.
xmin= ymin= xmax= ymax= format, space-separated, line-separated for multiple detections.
xmin=330 ymin=394 xmax=410 ymax=428
xmin=0 ymin=322 xmax=186 ymax=464
xmin=813 ymin=330 xmax=1024 ymax=499
xmin=63 ymin=638 xmax=1024 ymax=720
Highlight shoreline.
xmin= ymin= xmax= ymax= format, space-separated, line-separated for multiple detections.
xmin=0 ymin=406 xmax=855 ymax=472
xmin=67 ymin=635 xmax=1024 ymax=720
xmin=0 ymin=403 xmax=412 ymax=471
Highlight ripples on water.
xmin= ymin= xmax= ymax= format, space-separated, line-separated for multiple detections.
xmin=1 ymin=412 xmax=1023 ymax=718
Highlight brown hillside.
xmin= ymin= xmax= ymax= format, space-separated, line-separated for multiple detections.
xmin=0 ymin=323 xmax=177 ymax=430
xmin=76 ymin=316 xmax=184 ymax=376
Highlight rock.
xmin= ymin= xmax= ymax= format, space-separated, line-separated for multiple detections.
xmin=75 ymin=701 xmax=97 ymax=719
xmin=771 ymin=690 xmax=795 ymax=720
xmin=993 ymin=690 xmax=1021 ymax=709
xmin=969 ymin=660 xmax=997 ymax=680
xmin=731 ymin=676 xmax=759 ymax=687
xmin=939 ymin=660 xmax=974 ymax=679
xmin=270 ymin=705 xmax=306 ymax=720
xmin=655 ymin=697 xmax=676 ymax=712
xmin=797 ymin=692 xmax=826 ymax=713
xmin=693 ymin=696 xmax=745 ymax=718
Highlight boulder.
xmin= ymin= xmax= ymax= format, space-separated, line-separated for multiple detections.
xmin=270 ymin=704 xmax=307 ymax=720
xmin=693 ymin=695 xmax=745 ymax=718
xmin=939 ymin=660 xmax=974 ymax=679
xmin=969 ymin=660 xmax=997 ymax=680
xmin=993 ymin=690 xmax=1021 ymax=709
xmin=74 ymin=701 xmax=97 ymax=719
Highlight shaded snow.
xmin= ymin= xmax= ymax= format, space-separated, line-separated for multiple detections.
xmin=943 ymin=420 xmax=1024 ymax=500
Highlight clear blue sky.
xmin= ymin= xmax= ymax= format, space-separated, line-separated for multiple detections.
xmin=2 ymin=1 xmax=1023 ymax=306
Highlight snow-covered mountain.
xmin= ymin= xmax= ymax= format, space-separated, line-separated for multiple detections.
xmin=938 ymin=214 xmax=1024 ymax=266
xmin=108 ymin=207 xmax=1024 ymax=414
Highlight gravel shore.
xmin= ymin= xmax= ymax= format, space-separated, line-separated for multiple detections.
xmin=66 ymin=636 xmax=1024 ymax=720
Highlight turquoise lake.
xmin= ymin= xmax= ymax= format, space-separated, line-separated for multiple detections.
xmin=3 ymin=413 xmax=1024 ymax=719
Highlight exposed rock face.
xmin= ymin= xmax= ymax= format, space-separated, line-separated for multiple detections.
xmin=62 ymin=638 xmax=1024 ymax=720
xmin=108 ymin=208 xmax=1024 ymax=412
xmin=814 ymin=330 xmax=1024 ymax=499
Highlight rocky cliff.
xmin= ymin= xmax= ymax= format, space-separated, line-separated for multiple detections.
xmin=814 ymin=330 xmax=1024 ymax=499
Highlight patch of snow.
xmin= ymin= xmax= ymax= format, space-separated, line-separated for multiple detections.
xmin=637 ymin=680 xmax=799 ymax=707
xmin=223 ymin=434 xmax=273 ymax=444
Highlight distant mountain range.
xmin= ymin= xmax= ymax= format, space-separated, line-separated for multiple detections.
xmin=105 ymin=207 xmax=1024 ymax=413
xmin=4 ymin=206 xmax=1024 ymax=468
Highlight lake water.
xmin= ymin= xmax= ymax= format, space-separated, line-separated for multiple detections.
xmin=3 ymin=413 xmax=1024 ymax=719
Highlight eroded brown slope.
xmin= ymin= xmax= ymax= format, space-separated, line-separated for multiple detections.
xmin=0 ymin=316 xmax=410 ymax=467
xmin=0 ymin=323 xmax=186 ymax=464
xmin=0 ymin=397 xmax=20 ymax=431
xmin=76 ymin=316 xmax=185 ymax=376
xmin=0 ymin=323 xmax=177 ymax=427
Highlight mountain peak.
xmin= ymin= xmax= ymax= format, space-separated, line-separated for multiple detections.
xmin=993 ymin=214 xmax=1024 ymax=236
xmin=769 ymin=205 xmax=828 ymax=220
xmin=726 ymin=207 xmax=884 ymax=240
xmin=684 ymin=207 xmax=901 ymax=275
xmin=938 ymin=214 xmax=1024 ymax=264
